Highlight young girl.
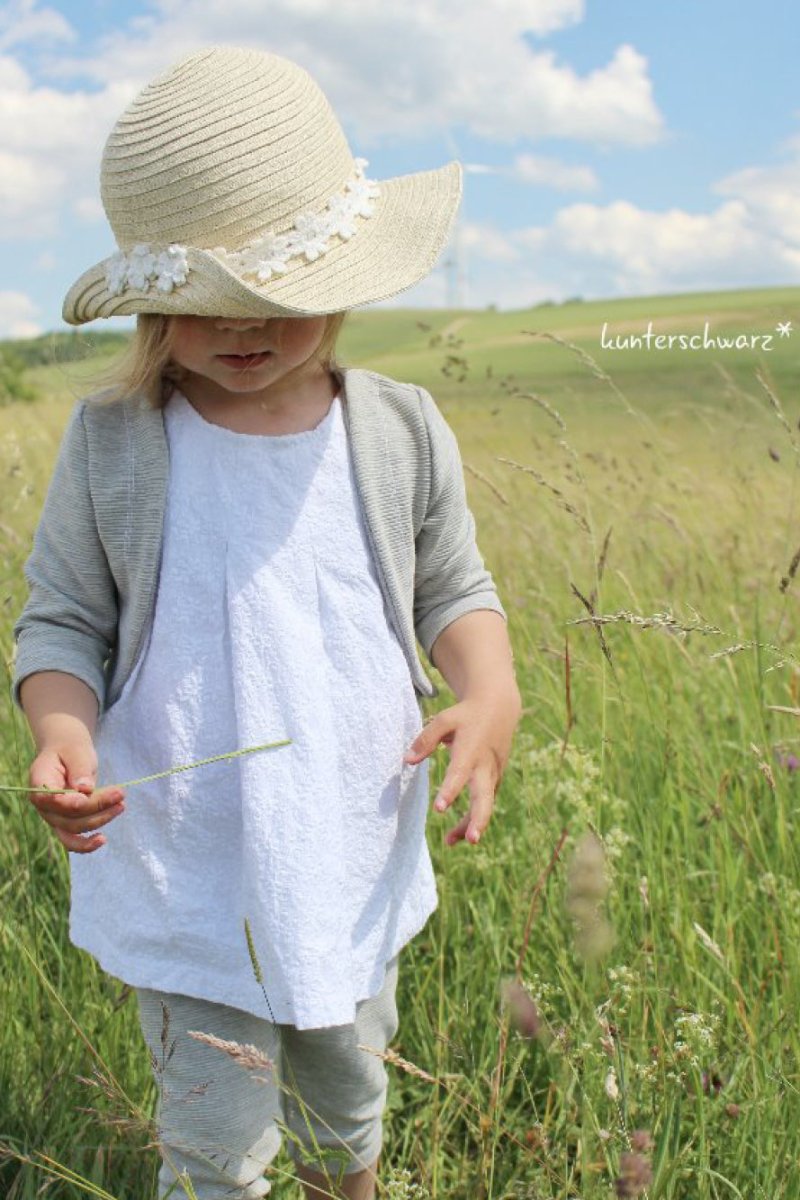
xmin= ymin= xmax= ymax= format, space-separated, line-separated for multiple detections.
xmin=12 ymin=46 xmax=522 ymax=1200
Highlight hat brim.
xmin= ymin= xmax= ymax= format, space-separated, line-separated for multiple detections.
xmin=62 ymin=162 xmax=462 ymax=325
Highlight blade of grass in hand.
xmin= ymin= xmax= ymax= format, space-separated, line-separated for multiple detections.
xmin=0 ymin=739 xmax=292 ymax=794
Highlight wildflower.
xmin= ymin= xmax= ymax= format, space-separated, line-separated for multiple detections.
xmin=382 ymin=1167 xmax=431 ymax=1199
xmin=501 ymin=978 xmax=541 ymax=1039
xmin=630 ymin=1129 xmax=655 ymax=1153
xmin=701 ymin=1069 xmax=724 ymax=1095
xmin=604 ymin=1067 xmax=620 ymax=1101
xmin=524 ymin=1124 xmax=549 ymax=1150
xmin=566 ymin=831 xmax=614 ymax=961
xmin=615 ymin=1151 xmax=653 ymax=1197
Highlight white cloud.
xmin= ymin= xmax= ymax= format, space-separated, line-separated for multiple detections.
xmin=49 ymin=1 xmax=663 ymax=147
xmin=502 ymin=191 xmax=800 ymax=301
xmin=462 ymin=222 xmax=520 ymax=263
xmin=0 ymin=147 xmax=63 ymax=232
xmin=73 ymin=196 xmax=105 ymax=222
xmin=0 ymin=0 xmax=75 ymax=51
xmin=714 ymin=153 xmax=800 ymax=249
xmin=461 ymin=0 xmax=585 ymax=37
xmin=0 ymin=290 xmax=42 ymax=337
xmin=448 ymin=139 xmax=800 ymax=306
xmin=511 ymin=153 xmax=598 ymax=191
xmin=0 ymin=55 xmax=139 ymax=238
xmin=0 ymin=3 xmax=664 ymax=250
xmin=465 ymin=154 xmax=598 ymax=191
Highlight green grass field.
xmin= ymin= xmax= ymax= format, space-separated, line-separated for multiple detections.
xmin=2 ymin=287 xmax=800 ymax=1199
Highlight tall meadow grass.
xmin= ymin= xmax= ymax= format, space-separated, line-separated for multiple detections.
xmin=1 ymin=295 xmax=799 ymax=1198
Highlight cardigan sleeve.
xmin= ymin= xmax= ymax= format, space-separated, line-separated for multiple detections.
xmin=10 ymin=400 xmax=119 ymax=715
xmin=413 ymin=386 xmax=506 ymax=662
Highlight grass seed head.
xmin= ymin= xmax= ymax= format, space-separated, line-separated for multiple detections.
xmin=186 ymin=1030 xmax=274 ymax=1079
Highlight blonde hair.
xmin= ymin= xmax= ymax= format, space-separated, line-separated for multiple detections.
xmin=88 ymin=311 xmax=348 ymax=409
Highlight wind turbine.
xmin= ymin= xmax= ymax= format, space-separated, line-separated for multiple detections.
xmin=443 ymin=129 xmax=468 ymax=310
xmin=441 ymin=131 xmax=500 ymax=310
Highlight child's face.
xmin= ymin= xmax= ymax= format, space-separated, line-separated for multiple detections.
xmin=167 ymin=314 xmax=329 ymax=403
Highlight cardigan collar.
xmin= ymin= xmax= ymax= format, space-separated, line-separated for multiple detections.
xmin=117 ymin=366 xmax=435 ymax=701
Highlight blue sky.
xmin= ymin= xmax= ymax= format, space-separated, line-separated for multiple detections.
xmin=1 ymin=0 xmax=799 ymax=335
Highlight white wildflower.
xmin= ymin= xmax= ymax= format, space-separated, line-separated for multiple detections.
xmin=383 ymin=1167 xmax=430 ymax=1199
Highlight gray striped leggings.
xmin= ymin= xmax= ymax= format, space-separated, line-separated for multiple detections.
xmin=135 ymin=955 xmax=400 ymax=1199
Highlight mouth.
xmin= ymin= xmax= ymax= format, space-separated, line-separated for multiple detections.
xmin=216 ymin=351 xmax=273 ymax=370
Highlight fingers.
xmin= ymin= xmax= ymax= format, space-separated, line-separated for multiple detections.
xmin=444 ymin=811 xmax=473 ymax=847
xmin=30 ymin=781 xmax=125 ymax=820
xmin=29 ymin=780 xmax=126 ymax=855
xmin=46 ymin=789 xmax=126 ymax=832
xmin=437 ymin=764 xmax=496 ymax=848
xmin=51 ymin=804 xmax=125 ymax=854
xmin=403 ymin=711 xmax=455 ymax=764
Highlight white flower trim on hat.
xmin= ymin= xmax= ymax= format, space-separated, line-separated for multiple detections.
xmin=104 ymin=158 xmax=380 ymax=298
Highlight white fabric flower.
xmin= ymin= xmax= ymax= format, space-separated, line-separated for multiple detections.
xmin=292 ymin=212 xmax=332 ymax=262
xmin=154 ymin=245 xmax=189 ymax=292
xmin=243 ymin=232 xmax=292 ymax=281
xmin=325 ymin=194 xmax=358 ymax=240
xmin=345 ymin=176 xmax=380 ymax=218
xmin=106 ymin=253 xmax=129 ymax=296
xmin=103 ymin=160 xmax=380 ymax=297
xmin=126 ymin=244 xmax=158 ymax=289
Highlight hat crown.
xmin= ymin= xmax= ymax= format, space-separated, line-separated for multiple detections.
xmin=101 ymin=46 xmax=353 ymax=252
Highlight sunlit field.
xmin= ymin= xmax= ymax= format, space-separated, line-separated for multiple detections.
xmin=2 ymin=287 xmax=800 ymax=1199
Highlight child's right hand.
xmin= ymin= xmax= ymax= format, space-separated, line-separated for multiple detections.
xmin=28 ymin=745 xmax=126 ymax=855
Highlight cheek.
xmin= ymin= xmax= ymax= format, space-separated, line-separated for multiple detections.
xmin=284 ymin=319 xmax=326 ymax=356
xmin=169 ymin=325 xmax=205 ymax=368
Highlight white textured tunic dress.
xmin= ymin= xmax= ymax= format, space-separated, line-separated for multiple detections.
xmin=69 ymin=388 xmax=438 ymax=1029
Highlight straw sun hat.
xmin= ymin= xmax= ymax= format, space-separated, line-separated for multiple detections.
xmin=62 ymin=45 xmax=463 ymax=325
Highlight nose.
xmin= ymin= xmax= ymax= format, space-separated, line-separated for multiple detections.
xmin=213 ymin=316 xmax=270 ymax=331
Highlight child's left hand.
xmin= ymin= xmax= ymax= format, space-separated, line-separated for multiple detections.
xmin=402 ymin=694 xmax=520 ymax=847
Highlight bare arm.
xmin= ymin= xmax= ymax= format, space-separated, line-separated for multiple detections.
xmin=19 ymin=670 xmax=100 ymax=749
xmin=429 ymin=609 xmax=519 ymax=703
xmin=405 ymin=610 xmax=522 ymax=847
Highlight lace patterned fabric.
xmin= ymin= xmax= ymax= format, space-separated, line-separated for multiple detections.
xmin=68 ymin=389 xmax=437 ymax=1028
xmin=104 ymin=158 xmax=380 ymax=296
